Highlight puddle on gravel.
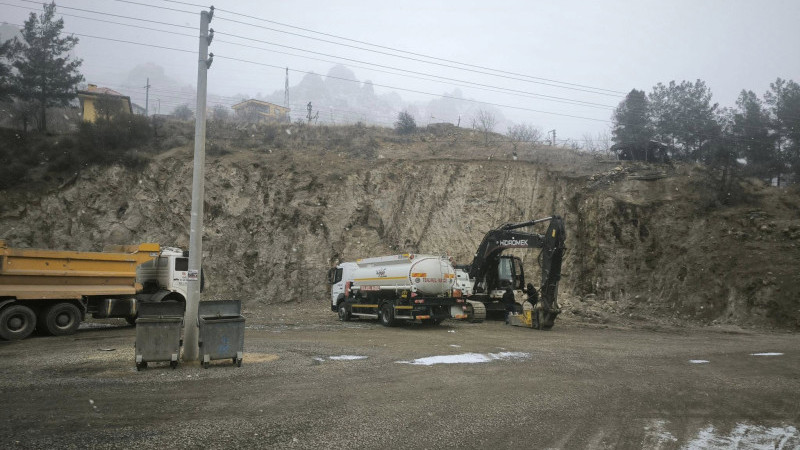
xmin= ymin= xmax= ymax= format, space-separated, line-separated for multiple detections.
xmin=396 ymin=352 xmax=530 ymax=366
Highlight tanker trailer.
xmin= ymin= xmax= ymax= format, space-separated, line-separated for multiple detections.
xmin=327 ymin=254 xmax=468 ymax=326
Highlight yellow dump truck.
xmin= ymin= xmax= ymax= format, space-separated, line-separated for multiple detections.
xmin=0 ymin=240 xmax=193 ymax=340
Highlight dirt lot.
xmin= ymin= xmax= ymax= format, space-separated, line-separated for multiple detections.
xmin=1 ymin=309 xmax=798 ymax=449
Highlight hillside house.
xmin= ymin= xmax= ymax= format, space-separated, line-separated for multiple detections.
xmin=231 ymin=99 xmax=289 ymax=123
xmin=77 ymin=84 xmax=133 ymax=122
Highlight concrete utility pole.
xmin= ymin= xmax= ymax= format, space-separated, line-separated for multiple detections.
xmin=306 ymin=102 xmax=312 ymax=124
xmin=549 ymin=129 xmax=557 ymax=146
xmin=284 ymin=67 xmax=290 ymax=122
xmin=184 ymin=6 xmax=214 ymax=362
xmin=144 ymin=78 xmax=151 ymax=116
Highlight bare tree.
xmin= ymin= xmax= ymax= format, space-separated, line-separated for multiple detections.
xmin=472 ymin=108 xmax=497 ymax=145
xmin=582 ymin=131 xmax=613 ymax=154
xmin=211 ymin=104 xmax=230 ymax=122
xmin=595 ymin=131 xmax=612 ymax=154
xmin=172 ymin=104 xmax=193 ymax=121
xmin=507 ymin=123 xmax=543 ymax=152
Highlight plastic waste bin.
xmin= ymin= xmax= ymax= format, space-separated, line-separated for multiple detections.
xmin=198 ymin=300 xmax=245 ymax=368
xmin=135 ymin=302 xmax=184 ymax=371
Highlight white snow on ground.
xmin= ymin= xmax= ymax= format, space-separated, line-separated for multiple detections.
xmin=449 ymin=344 xmax=461 ymax=348
xmin=750 ymin=352 xmax=784 ymax=356
xmin=689 ymin=360 xmax=710 ymax=364
xmin=642 ymin=420 xmax=799 ymax=449
xmin=396 ymin=352 xmax=530 ymax=366
xmin=683 ymin=424 xmax=798 ymax=449
xmin=327 ymin=355 xmax=368 ymax=361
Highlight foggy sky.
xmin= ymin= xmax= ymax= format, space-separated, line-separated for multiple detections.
xmin=1 ymin=0 xmax=798 ymax=141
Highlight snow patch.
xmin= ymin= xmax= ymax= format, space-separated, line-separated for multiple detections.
xmin=449 ymin=344 xmax=461 ymax=348
xmin=642 ymin=420 xmax=799 ymax=449
xmin=750 ymin=352 xmax=784 ymax=356
xmin=689 ymin=360 xmax=710 ymax=364
xmin=684 ymin=423 xmax=798 ymax=449
xmin=327 ymin=355 xmax=368 ymax=361
xmin=397 ymin=352 xmax=530 ymax=366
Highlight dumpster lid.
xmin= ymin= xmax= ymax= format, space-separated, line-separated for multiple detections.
xmin=199 ymin=300 xmax=242 ymax=318
xmin=138 ymin=301 xmax=185 ymax=318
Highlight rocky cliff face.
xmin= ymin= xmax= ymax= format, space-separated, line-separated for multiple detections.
xmin=2 ymin=135 xmax=798 ymax=329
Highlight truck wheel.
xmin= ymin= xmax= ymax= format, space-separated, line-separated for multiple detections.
xmin=42 ymin=303 xmax=82 ymax=336
xmin=337 ymin=304 xmax=351 ymax=322
xmin=379 ymin=303 xmax=396 ymax=327
xmin=125 ymin=315 xmax=137 ymax=326
xmin=0 ymin=304 xmax=37 ymax=340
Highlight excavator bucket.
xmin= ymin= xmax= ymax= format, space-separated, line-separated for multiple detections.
xmin=508 ymin=311 xmax=533 ymax=328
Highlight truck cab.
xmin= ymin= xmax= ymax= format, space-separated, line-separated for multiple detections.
xmin=135 ymin=248 xmax=191 ymax=302
xmin=327 ymin=262 xmax=357 ymax=312
xmin=89 ymin=248 xmax=194 ymax=322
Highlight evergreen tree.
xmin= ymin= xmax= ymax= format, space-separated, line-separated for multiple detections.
xmin=0 ymin=39 xmax=17 ymax=102
xmin=394 ymin=111 xmax=416 ymax=134
xmin=612 ymin=89 xmax=652 ymax=149
xmin=731 ymin=90 xmax=777 ymax=180
xmin=649 ymin=80 xmax=719 ymax=160
xmin=765 ymin=78 xmax=800 ymax=179
xmin=12 ymin=2 xmax=83 ymax=132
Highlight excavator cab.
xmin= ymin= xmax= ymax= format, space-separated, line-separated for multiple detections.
xmin=480 ymin=255 xmax=525 ymax=298
xmin=495 ymin=256 xmax=525 ymax=291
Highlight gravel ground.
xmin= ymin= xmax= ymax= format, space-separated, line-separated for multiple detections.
xmin=1 ymin=310 xmax=799 ymax=449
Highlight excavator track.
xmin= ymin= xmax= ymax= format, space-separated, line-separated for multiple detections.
xmin=466 ymin=300 xmax=486 ymax=323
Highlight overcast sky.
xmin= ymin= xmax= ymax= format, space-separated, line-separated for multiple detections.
xmin=2 ymin=0 xmax=799 ymax=140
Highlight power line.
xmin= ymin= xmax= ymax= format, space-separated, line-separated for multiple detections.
xmin=159 ymin=0 xmax=626 ymax=95
xmin=8 ymin=0 xmax=616 ymax=111
xmin=104 ymin=0 xmax=622 ymax=97
xmin=10 ymin=0 xmax=195 ymax=29
xmin=214 ymin=31 xmax=616 ymax=110
xmin=108 ymin=0 xmax=196 ymax=15
xmin=213 ymin=14 xmax=622 ymax=98
xmin=3 ymin=21 xmax=195 ymax=54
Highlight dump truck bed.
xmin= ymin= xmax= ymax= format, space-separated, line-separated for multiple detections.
xmin=0 ymin=240 xmax=160 ymax=300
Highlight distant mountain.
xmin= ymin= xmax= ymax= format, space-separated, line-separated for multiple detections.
xmin=122 ymin=63 xmax=193 ymax=94
xmin=261 ymin=64 xmax=507 ymax=128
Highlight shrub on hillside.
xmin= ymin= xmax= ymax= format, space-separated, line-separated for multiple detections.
xmin=76 ymin=115 xmax=153 ymax=163
xmin=394 ymin=111 xmax=416 ymax=134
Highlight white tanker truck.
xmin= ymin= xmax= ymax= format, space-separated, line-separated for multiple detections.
xmin=327 ymin=254 xmax=468 ymax=326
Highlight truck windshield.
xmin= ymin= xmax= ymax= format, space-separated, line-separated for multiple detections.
xmin=175 ymin=258 xmax=188 ymax=271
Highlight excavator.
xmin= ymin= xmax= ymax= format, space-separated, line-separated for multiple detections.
xmin=458 ymin=216 xmax=566 ymax=330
